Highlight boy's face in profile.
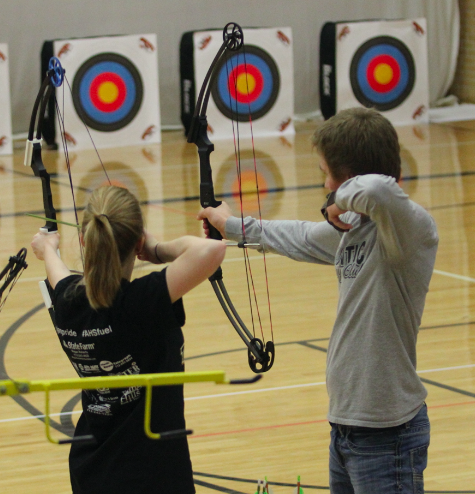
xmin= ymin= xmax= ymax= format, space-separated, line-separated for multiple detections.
xmin=318 ymin=154 xmax=350 ymax=192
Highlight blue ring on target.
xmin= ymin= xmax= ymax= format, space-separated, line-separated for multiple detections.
xmin=211 ymin=45 xmax=280 ymax=122
xmin=72 ymin=53 xmax=143 ymax=132
xmin=79 ymin=62 xmax=136 ymax=123
xmin=350 ymin=36 xmax=415 ymax=112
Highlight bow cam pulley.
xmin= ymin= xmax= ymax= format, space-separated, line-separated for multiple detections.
xmin=223 ymin=22 xmax=244 ymax=51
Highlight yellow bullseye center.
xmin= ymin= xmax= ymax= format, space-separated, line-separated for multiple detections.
xmin=236 ymin=73 xmax=256 ymax=94
xmin=373 ymin=63 xmax=393 ymax=85
xmin=97 ymin=81 xmax=119 ymax=103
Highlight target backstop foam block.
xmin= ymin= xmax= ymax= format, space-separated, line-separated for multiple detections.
xmin=181 ymin=26 xmax=294 ymax=140
xmin=0 ymin=44 xmax=13 ymax=156
xmin=320 ymin=19 xmax=429 ymax=125
xmin=41 ymin=34 xmax=161 ymax=151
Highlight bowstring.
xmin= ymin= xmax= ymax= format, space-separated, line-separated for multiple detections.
xmin=225 ymin=47 xmax=258 ymax=341
xmin=54 ymin=83 xmax=84 ymax=266
xmin=226 ymin=41 xmax=273 ymax=346
xmin=241 ymin=42 xmax=274 ymax=345
xmin=52 ymin=75 xmax=114 ymax=268
xmin=64 ymin=76 xmax=112 ymax=186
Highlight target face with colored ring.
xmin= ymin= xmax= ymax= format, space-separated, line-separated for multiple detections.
xmin=349 ymin=36 xmax=415 ymax=112
xmin=72 ymin=53 xmax=144 ymax=132
xmin=211 ymin=45 xmax=280 ymax=122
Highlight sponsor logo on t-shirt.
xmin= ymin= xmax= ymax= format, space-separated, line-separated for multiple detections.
xmin=77 ymin=363 xmax=100 ymax=373
xmin=62 ymin=340 xmax=95 ymax=351
xmin=100 ymin=360 xmax=114 ymax=372
xmin=87 ymin=403 xmax=112 ymax=416
xmin=82 ymin=325 xmax=113 ymax=337
xmin=113 ymin=354 xmax=133 ymax=368
xmin=56 ymin=327 xmax=77 ymax=337
xmin=96 ymin=388 xmax=111 ymax=395
xmin=120 ymin=386 xmax=141 ymax=405
xmin=115 ymin=362 xmax=140 ymax=376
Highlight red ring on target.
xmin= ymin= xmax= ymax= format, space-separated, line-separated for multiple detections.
xmin=228 ymin=64 xmax=264 ymax=104
xmin=366 ymin=55 xmax=400 ymax=93
xmin=89 ymin=72 xmax=127 ymax=113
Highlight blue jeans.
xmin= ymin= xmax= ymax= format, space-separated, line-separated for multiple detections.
xmin=329 ymin=404 xmax=430 ymax=494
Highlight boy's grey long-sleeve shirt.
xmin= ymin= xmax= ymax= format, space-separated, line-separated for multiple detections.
xmin=225 ymin=174 xmax=439 ymax=427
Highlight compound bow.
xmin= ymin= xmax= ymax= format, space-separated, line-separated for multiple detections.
xmin=187 ymin=22 xmax=275 ymax=373
xmin=24 ymin=57 xmax=67 ymax=326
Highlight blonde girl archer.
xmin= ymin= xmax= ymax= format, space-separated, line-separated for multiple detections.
xmin=31 ymin=185 xmax=225 ymax=494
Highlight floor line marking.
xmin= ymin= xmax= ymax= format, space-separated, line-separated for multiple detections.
xmin=433 ymin=269 xmax=475 ymax=283
xmin=417 ymin=364 xmax=475 ymax=374
xmin=185 ymin=381 xmax=327 ymax=401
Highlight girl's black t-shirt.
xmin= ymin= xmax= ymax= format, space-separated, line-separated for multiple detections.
xmin=53 ymin=270 xmax=195 ymax=494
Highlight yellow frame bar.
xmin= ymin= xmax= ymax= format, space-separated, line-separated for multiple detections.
xmin=0 ymin=371 xmax=229 ymax=444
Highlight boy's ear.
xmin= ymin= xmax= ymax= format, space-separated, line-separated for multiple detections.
xmin=79 ymin=232 xmax=85 ymax=247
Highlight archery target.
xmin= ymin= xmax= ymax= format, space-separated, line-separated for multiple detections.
xmin=215 ymin=148 xmax=284 ymax=218
xmin=211 ymin=134 xmax=298 ymax=221
xmin=53 ymin=34 xmax=160 ymax=150
xmin=211 ymin=45 xmax=280 ymax=122
xmin=336 ymin=19 xmax=429 ymax=125
xmin=193 ymin=27 xmax=294 ymax=140
xmin=350 ymin=37 xmax=415 ymax=111
xmin=0 ymin=44 xmax=13 ymax=156
xmin=72 ymin=53 xmax=143 ymax=132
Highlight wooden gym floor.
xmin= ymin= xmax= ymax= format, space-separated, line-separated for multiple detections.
xmin=0 ymin=119 xmax=473 ymax=493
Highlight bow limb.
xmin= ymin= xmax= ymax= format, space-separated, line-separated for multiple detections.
xmin=188 ymin=23 xmax=274 ymax=373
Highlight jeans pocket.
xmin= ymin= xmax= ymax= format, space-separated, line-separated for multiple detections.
xmin=411 ymin=445 xmax=428 ymax=494
xmin=347 ymin=429 xmax=398 ymax=456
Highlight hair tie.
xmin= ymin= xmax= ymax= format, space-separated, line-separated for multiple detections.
xmin=98 ymin=214 xmax=109 ymax=221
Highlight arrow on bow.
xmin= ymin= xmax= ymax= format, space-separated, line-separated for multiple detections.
xmin=187 ymin=22 xmax=275 ymax=373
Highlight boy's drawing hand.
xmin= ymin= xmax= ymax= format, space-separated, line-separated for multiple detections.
xmin=325 ymin=203 xmax=353 ymax=231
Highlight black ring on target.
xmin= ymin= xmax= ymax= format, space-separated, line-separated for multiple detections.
xmin=72 ymin=53 xmax=143 ymax=132
xmin=350 ymin=36 xmax=415 ymax=112
xmin=211 ymin=45 xmax=280 ymax=122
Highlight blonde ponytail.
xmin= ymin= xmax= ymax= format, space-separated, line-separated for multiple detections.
xmin=82 ymin=186 xmax=143 ymax=310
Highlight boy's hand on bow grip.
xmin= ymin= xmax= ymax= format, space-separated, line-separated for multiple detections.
xmin=197 ymin=201 xmax=232 ymax=239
